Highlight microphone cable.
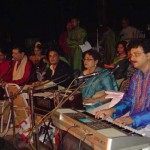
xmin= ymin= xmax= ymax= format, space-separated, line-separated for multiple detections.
xmin=27 ymin=69 xmax=115 ymax=145
xmin=27 ymin=78 xmax=79 ymax=150
xmin=36 ymin=69 xmax=114 ymax=124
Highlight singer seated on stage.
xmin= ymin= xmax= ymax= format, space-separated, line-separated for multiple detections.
xmin=95 ymin=39 xmax=150 ymax=137
xmin=43 ymin=48 xmax=73 ymax=88
xmin=80 ymin=50 xmax=118 ymax=110
xmin=2 ymin=44 xmax=32 ymax=86
xmin=104 ymin=41 xmax=129 ymax=87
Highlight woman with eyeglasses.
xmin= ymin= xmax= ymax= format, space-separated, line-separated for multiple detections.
xmin=80 ymin=49 xmax=118 ymax=110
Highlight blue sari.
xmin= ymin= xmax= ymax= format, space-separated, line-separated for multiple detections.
xmin=80 ymin=67 xmax=118 ymax=110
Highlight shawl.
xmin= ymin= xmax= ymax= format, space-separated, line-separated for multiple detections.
xmin=13 ymin=55 xmax=27 ymax=80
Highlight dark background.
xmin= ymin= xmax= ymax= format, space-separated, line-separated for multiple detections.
xmin=0 ymin=0 xmax=150 ymax=50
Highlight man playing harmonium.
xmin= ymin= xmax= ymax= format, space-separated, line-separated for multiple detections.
xmin=44 ymin=48 xmax=73 ymax=88
xmin=32 ymin=47 xmax=73 ymax=89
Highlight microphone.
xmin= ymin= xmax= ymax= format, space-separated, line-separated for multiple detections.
xmin=77 ymin=69 xmax=109 ymax=80
xmin=77 ymin=72 xmax=99 ymax=79
xmin=77 ymin=67 xmax=117 ymax=80
xmin=111 ymin=65 xmax=119 ymax=74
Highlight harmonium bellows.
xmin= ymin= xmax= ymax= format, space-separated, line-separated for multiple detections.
xmin=33 ymin=90 xmax=83 ymax=114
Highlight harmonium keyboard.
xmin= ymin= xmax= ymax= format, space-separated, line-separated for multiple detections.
xmin=51 ymin=108 xmax=150 ymax=150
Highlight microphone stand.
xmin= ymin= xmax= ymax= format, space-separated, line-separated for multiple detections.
xmin=36 ymin=68 xmax=115 ymax=128
xmin=31 ymin=78 xmax=85 ymax=148
xmin=35 ymin=69 xmax=113 ymax=126
xmin=32 ymin=72 xmax=107 ymax=148
xmin=37 ymin=78 xmax=87 ymax=126
xmin=4 ymin=72 xmax=70 ymax=149
xmin=28 ymin=74 xmax=98 ymax=148
xmin=9 ymin=92 xmax=15 ymax=140
xmin=0 ymin=62 xmax=41 ymax=145
xmin=28 ymin=87 xmax=40 ymax=150
xmin=1 ymin=90 xmax=19 ymax=147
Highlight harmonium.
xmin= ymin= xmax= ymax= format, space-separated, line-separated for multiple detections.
xmin=33 ymin=89 xmax=84 ymax=114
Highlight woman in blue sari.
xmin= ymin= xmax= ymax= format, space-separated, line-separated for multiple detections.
xmin=80 ymin=50 xmax=118 ymax=110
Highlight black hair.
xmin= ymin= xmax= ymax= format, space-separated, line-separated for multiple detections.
xmin=48 ymin=47 xmax=62 ymax=56
xmin=116 ymin=41 xmax=127 ymax=54
xmin=83 ymin=49 xmax=101 ymax=66
xmin=12 ymin=43 xmax=26 ymax=53
xmin=127 ymin=39 xmax=150 ymax=53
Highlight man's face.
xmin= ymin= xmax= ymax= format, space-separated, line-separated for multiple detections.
xmin=71 ymin=19 xmax=79 ymax=28
xmin=130 ymin=46 xmax=150 ymax=70
xmin=48 ymin=51 xmax=60 ymax=65
xmin=12 ymin=48 xmax=24 ymax=61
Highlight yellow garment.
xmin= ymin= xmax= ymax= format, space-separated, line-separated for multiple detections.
xmin=13 ymin=56 xmax=27 ymax=80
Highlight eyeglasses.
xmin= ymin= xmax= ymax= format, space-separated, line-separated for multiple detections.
xmin=83 ymin=59 xmax=94 ymax=61
xmin=128 ymin=52 xmax=144 ymax=59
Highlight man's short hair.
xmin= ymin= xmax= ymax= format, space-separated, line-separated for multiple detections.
xmin=127 ymin=39 xmax=150 ymax=53
xmin=12 ymin=44 xmax=26 ymax=53
xmin=48 ymin=45 xmax=63 ymax=56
